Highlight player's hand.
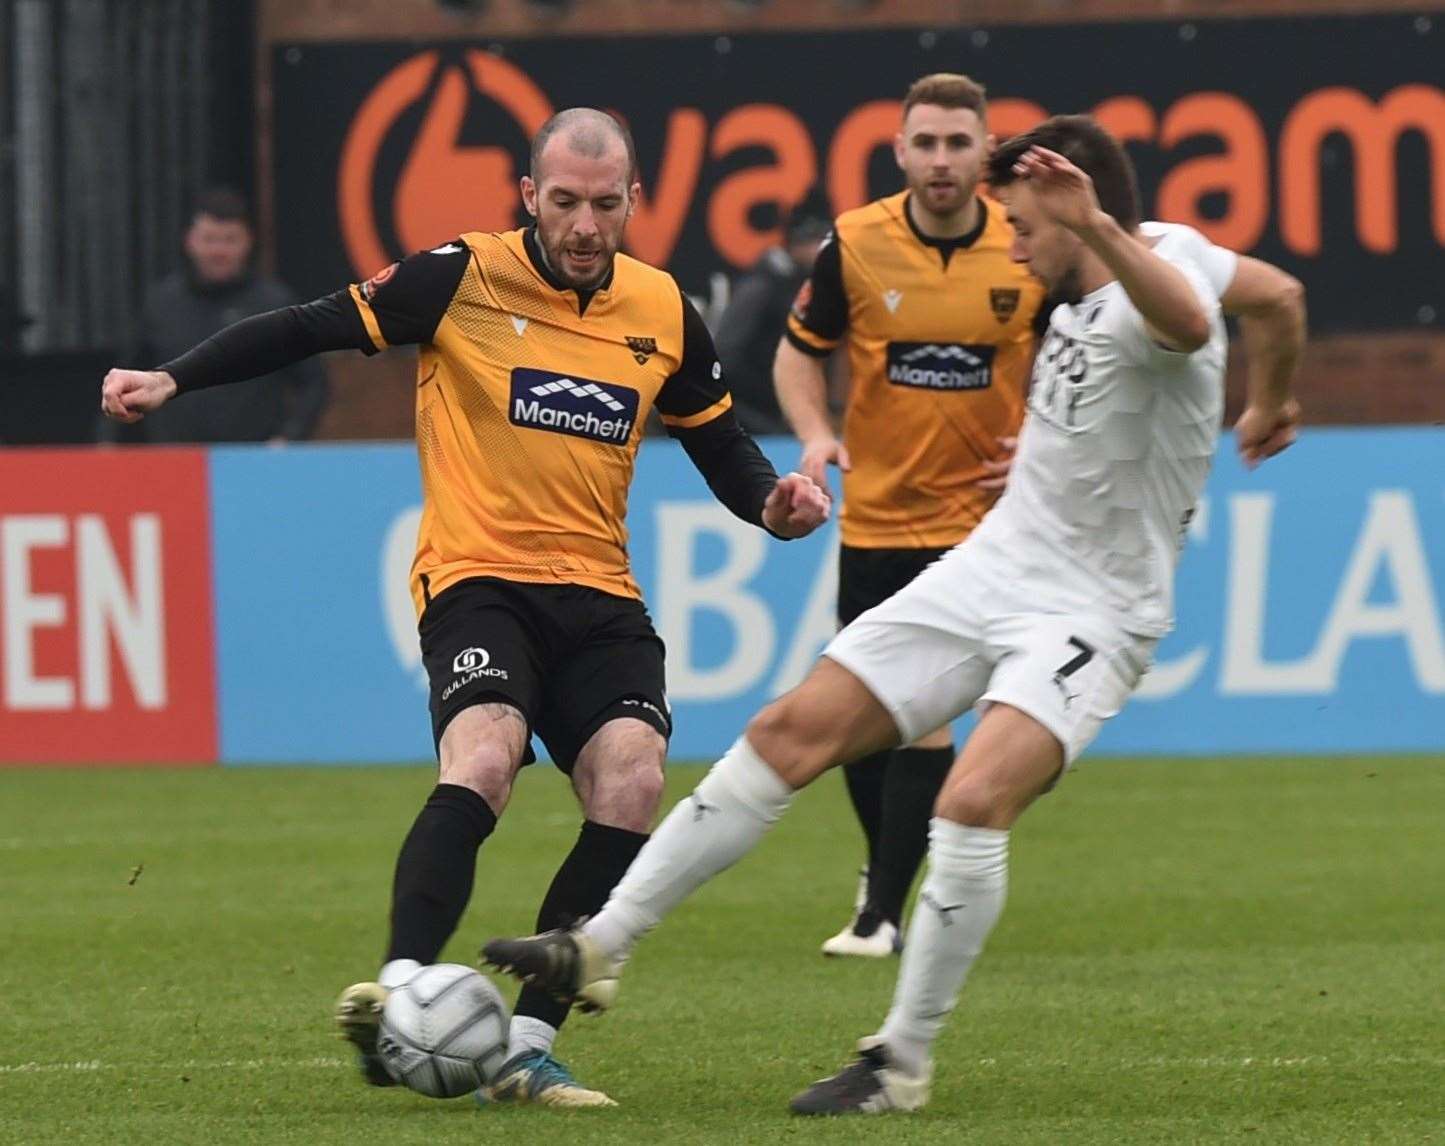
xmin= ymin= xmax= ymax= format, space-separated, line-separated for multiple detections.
xmin=1235 ymin=399 xmax=1300 ymax=469
xmin=976 ymin=435 xmax=1018 ymax=491
xmin=762 ymin=472 xmax=832 ymax=538
xmin=798 ymin=436 xmax=851 ymax=492
xmin=100 ymin=369 xmax=177 ymax=423
xmin=1011 ymin=146 xmax=1104 ymax=233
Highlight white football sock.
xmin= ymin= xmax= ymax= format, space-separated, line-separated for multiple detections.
xmin=507 ymin=1016 xmax=557 ymax=1059
xmin=378 ymin=958 xmax=421 ymax=990
xmin=878 ymin=818 xmax=1009 ymax=1077
xmin=583 ymin=737 xmax=794 ymax=962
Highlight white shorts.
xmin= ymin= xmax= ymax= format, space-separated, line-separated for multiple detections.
xmin=823 ymin=554 xmax=1156 ymax=765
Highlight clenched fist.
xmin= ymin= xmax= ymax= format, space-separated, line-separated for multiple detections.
xmin=761 ymin=472 xmax=832 ymax=539
xmin=100 ymin=369 xmax=177 ymax=424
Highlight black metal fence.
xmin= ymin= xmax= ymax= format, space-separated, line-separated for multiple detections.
xmin=0 ymin=0 xmax=253 ymax=357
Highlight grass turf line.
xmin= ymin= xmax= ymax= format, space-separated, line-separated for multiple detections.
xmin=2 ymin=757 xmax=1441 ymax=1144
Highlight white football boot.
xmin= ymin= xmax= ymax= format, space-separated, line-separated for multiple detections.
xmin=822 ymin=869 xmax=902 ymax=957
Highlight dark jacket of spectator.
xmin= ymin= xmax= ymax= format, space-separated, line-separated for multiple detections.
xmin=714 ymin=247 xmax=808 ymax=437
xmin=102 ymin=188 xmax=328 ymax=444
xmin=116 ymin=269 xmax=329 ymax=443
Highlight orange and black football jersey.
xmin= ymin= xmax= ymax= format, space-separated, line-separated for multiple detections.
xmin=347 ymin=229 xmax=734 ymax=613
xmin=787 ymin=192 xmax=1045 ymax=549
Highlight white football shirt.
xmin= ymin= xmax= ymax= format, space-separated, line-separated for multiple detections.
xmin=1139 ymin=220 xmax=1239 ymax=298
xmin=960 ymin=227 xmax=1228 ymax=637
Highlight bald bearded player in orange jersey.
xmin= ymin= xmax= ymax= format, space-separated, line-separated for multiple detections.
xmin=778 ymin=74 xmax=1045 ymax=958
xmin=101 ymin=108 xmax=830 ymax=1109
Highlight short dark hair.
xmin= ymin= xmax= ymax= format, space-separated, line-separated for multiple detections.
xmin=986 ymin=115 xmax=1142 ymax=230
xmin=190 ymin=187 xmax=250 ymax=227
xmin=902 ymin=73 xmax=987 ymax=120
xmin=530 ymin=108 xmax=637 ymax=183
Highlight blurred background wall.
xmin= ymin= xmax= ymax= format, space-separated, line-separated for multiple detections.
xmin=1 ymin=0 xmax=1440 ymax=441
xmin=0 ymin=0 xmax=254 ymax=440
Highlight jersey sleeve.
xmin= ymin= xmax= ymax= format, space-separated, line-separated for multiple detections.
xmin=1147 ymin=222 xmax=1239 ymax=300
xmin=1191 ymin=237 xmax=1239 ymax=299
xmin=783 ymin=229 xmax=847 ymax=357
xmin=346 ymin=240 xmax=472 ymax=353
xmin=657 ymin=287 xmax=783 ymax=531
xmin=1113 ymin=258 xmax=1222 ymax=368
xmin=654 ymin=289 xmax=735 ymax=429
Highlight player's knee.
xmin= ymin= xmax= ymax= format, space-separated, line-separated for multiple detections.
xmin=438 ymin=744 xmax=516 ymax=810
xmin=607 ymin=751 xmax=666 ymax=807
xmin=935 ymin=772 xmax=1008 ymax=829
xmin=581 ymin=751 xmax=665 ymax=832
xmin=746 ymin=698 xmax=839 ymax=783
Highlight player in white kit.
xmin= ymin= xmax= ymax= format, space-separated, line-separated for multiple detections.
xmin=483 ymin=116 xmax=1303 ymax=1115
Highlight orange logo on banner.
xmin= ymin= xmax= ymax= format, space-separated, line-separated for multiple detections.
xmin=338 ymin=51 xmax=553 ymax=278
xmin=337 ymin=60 xmax=1445 ymax=277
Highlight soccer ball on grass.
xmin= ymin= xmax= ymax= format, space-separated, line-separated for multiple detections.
xmin=376 ymin=963 xmax=510 ymax=1098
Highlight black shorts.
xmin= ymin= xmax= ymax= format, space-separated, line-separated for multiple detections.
xmin=419 ymin=577 xmax=670 ymax=772
xmin=837 ymin=544 xmax=952 ymax=627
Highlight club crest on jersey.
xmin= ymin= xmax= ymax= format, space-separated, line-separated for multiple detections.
xmin=990 ymin=287 xmax=1021 ymax=324
xmin=509 ymin=367 xmax=639 ymax=445
xmin=790 ymin=280 xmax=813 ymax=320
xmin=885 ymin=342 xmax=995 ymax=391
xmin=359 ymin=261 xmax=398 ymax=302
xmin=625 ymin=336 xmax=658 ymax=365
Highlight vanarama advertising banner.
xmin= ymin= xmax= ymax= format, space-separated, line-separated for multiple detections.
xmin=270 ymin=14 xmax=1443 ymax=332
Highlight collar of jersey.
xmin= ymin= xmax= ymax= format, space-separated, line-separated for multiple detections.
xmin=523 ymin=226 xmax=614 ymax=315
xmin=901 ymin=193 xmax=988 ymax=267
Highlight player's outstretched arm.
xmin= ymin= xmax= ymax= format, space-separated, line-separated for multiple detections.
xmin=100 ymin=369 xmax=177 ymax=423
xmin=98 ymin=243 xmax=470 ymax=425
xmin=97 ymin=292 xmax=369 ymax=424
xmin=1015 ymin=147 xmax=1209 ymax=352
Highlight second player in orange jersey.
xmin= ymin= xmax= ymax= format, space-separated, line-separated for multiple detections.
xmin=778 ymin=74 xmax=1045 ymax=959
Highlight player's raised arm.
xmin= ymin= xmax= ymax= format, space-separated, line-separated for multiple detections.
xmin=1011 ymin=146 xmax=1210 ymax=353
xmin=99 ymin=242 xmax=471 ymax=424
xmin=658 ymin=290 xmax=830 ymax=539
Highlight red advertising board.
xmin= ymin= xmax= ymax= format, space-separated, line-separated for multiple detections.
xmin=0 ymin=449 xmax=217 ymax=764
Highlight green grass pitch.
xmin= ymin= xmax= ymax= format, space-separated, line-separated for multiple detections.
xmin=2 ymin=757 xmax=1441 ymax=1144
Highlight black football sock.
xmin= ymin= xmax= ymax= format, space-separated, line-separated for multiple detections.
xmin=385 ymin=783 xmax=497 ymax=963
xmin=512 ymin=820 xmax=649 ymax=1034
xmin=868 ymin=746 xmax=955 ymax=927
xmin=842 ymin=749 xmax=890 ymax=876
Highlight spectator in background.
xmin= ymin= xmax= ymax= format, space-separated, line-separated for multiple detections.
xmin=102 ymin=188 xmax=328 ymax=443
xmin=714 ymin=200 xmax=832 ymax=435
xmin=0 ymin=283 xmax=31 ymax=354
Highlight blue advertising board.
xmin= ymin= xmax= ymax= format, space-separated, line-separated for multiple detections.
xmin=210 ymin=429 xmax=1445 ymax=763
